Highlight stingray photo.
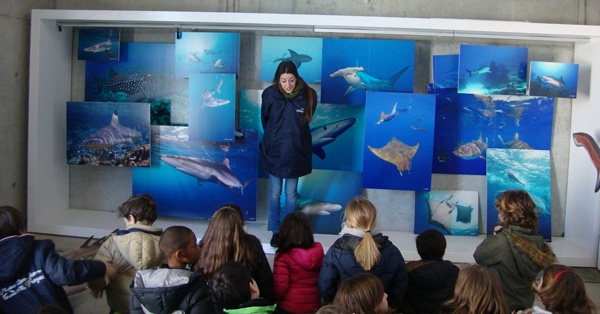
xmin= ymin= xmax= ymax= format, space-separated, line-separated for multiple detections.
xmin=486 ymin=148 xmax=551 ymax=241
xmin=85 ymin=43 xmax=189 ymax=126
xmin=321 ymin=38 xmax=414 ymax=105
xmin=528 ymin=61 xmax=579 ymax=98
xmin=295 ymin=169 xmax=362 ymax=235
xmin=175 ymin=32 xmax=240 ymax=78
xmin=261 ymin=36 xmax=322 ymax=83
xmin=132 ymin=126 xmax=258 ymax=220
xmin=188 ymin=73 xmax=236 ymax=142
xmin=432 ymin=88 xmax=554 ymax=175
xmin=433 ymin=54 xmax=459 ymax=90
xmin=458 ymin=44 xmax=528 ymax=95
xmin=78 ymin=28 xmax=120 ymax=61
xmin=414 ymin=190 xmax=479 ymax=236
xmin=362 ymin=92 xmax=436 ymax=191
xmin=66 ymin=101 xmax=150 ymax=167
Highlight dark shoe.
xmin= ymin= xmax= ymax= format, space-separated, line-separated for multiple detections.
xmin=270 ymin=233 xmax=280 ymax=247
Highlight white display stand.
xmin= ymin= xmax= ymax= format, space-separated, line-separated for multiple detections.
xmin=28 ymin=9 xmax=600 ymax=266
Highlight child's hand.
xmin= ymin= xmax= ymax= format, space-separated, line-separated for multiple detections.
xmin=90 ymin=289 xmax=103 ymax=299
xmin=493 ymin=225 xmax=503 ymax=235
xmin=103 ymin=261 xmax=118 ymax=286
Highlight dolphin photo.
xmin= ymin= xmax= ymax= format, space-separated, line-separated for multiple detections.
xmin=85 ymin=43 xmax=189 ymax=125
xmin=414 ymin=190 xmax=479 ymax=236
xmin=433 ymin=54 xmax=459 ymax=89
xmin=174 ymin=32 xmax=240 ymax=78
xmin=66 ymin=101 xmax=150 ymax=167
xmin=78 ymin=28 xmax=120 ymax=61
xmin=432 ymin=88 xmax=554 ymax=175
xmin=528 ymin=61 xmax=579 ymax=98
xmin=321 ymin=38 xmax=414 ymax=105
xmin=362 ymin=92 xmax=436 ymax=191
xmin=458 ymin=44 xmax=528 ymax=95
xmin=132 ymin=126 xmax=258 ymax=220
xmin=188 ymin=73 xmax=236 ymax=142
xmin=261 ymin=36 xmax=322 ymax=83
xmin=486 ymin=148 xmax=551 ymax=241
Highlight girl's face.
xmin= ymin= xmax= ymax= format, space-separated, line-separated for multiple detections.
xmin=376 ymin=292 xmax=388 ymax=313
xmin=279 ymin=73 xmax=297 ymax=94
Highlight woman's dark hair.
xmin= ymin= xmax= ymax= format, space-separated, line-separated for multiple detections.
xmin=0 ymin=206 xmax=25 ymax=239
xmin=118 ymin=194 xmax=157 ymax=223
xmin=272 ymin=61 xmax=317 ymax=123
xmin=277 ymin=211 xmax=315 ymax=255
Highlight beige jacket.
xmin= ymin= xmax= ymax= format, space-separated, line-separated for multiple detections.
xmin=88 ymin=224 xmax=165 ymax=314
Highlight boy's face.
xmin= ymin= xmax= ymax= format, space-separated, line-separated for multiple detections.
xmin=180 ymin=233 xmax=201 ymax=265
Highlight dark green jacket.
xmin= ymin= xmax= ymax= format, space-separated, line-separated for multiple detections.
xmin=474 ymin=224 xmax=556 ymax=312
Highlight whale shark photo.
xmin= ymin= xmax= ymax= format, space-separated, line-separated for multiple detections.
xmin=261 ymin=36 xmax=323 ymax=83
xmin=78 ymin=29 xmax=120 ymax=61
xmin=528 ymin=61 xmax=579 ymax=98
xmin=175 ymin=32 xmax=240 ymax=77
xmin=66 ymin=101 xmax=150 ymax=167
xmin=414 ymin=190 xmax=479 ymax=236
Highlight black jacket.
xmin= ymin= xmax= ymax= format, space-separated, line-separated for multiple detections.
xmin=261 ymin=84 xmax=314 ymax=178
xmin=402 ymin=260 xmax=459 ymax=314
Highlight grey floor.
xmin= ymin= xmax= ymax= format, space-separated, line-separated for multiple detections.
xmin=38 ymin=233 xmax=600 ymax=313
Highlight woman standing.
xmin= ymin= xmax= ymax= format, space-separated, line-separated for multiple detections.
xmin=261 ymin=61 xmax=317 ymax=247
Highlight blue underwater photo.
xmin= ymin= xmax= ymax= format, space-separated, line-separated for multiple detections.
xmin=362 ymin=92 xmax=436 ymax=191
xmin=529 ymin=61 xmax=579 ymax=98
xmin=432 ymin=88 xmax=554 ymax=175
xmin=433 ymin=54 xmax=459 ymax=89
xmin=458 ymin=44 xmax=528 ymax=95
xmin=85 ymin=43 xmax=189 ymax=126
xmin=261 ymin=36 xmax=323 ymax=83
xmin=414 ymin=190 xmax=479 ymax=236
xmin=132 ymin=127 xmax=258 ymax=220
xmin=67 ymin=101 xmax=150 ymax=167
xmin=486 ymin=148 xmax=551 ymax=241
xmin=78 ymin=28 xmax=120 ymax=62
xmin=175 ymin=32 xmax=240 ymax=78
xmin=321 ymin=38 xmax=415 ymax=105
xmin=188 ymin=73 xmax=236 ymax=142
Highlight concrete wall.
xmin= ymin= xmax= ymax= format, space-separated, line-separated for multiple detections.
xmin=5 ymin=0 xmax=600 ymax=235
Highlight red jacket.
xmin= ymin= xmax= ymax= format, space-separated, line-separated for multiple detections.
xmin=273 ymin=242 xmax=324 ymax=313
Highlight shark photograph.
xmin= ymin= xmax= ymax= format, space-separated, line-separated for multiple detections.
xmin=78 ymin=28 xmax=120 ymax=61
xmin=188 ymin=73 xmax=236 ymax=142
xmin=433 ymin=54 xmax=459 ymax=89
xmin=174 ymin=32 xmax=240 ymax=77
xmin=414 ymin=190 xmax=479 ymax=236
xmin=133 ymin=127 xmax=259 ymax=220
xmin=66 ymin=101 xmax=150 ymax=167
xmin=528 ymin=61 xmax=579 ymax=98
xmin=261 ymin=36 xmax=323 ymax=83
xmin=311 ymin=118 xmax=357 ymax=159
xmin=321 ymin=38 xmax=415 ymax=105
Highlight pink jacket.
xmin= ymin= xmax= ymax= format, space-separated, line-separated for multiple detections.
xmin=273 ymin=242 xmax=324 ymax=313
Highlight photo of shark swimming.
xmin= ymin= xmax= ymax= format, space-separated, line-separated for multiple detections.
xmin=486 ymin=148 xmax=551 ymax=241
xmin=78 ymin=29 xmax=120 ymax=61
xmin=362 ymin=92 xmax=436 ymax=191
xmin=188 ymin=73 xmax=236 ymax=142
xmin=321 ymin=38 xmax=414 ymax=105
xmin=433 ymin=54 xmax=459 ymax=89
xmin=432 ymin=88 xmax=554 ymax=175
xmin=132 ymin=126 xmax=258 ymax=220
xmin=85 ymin=43 xmax=189 ymax=126
xmin=458 ymin=44 xmax=528 ymax=95
xmin=174 ymin=32 xmax=240 ymax=78
xmin=414 ymin=190 xmax=479 ymax=236
xmin=66 ymin=101 xmax=150 ymax=167
xmin=261 ymin=36 xmax=323 ymax=83
xmin=528 ymin=61 xmax=579 ymax=98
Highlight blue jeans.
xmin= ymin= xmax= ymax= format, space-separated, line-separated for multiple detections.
xmin=268 ymin=174 xmax=298 ymax=234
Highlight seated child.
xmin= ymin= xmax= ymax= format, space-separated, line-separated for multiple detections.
xmin=129 ymin=225 xmax=214 ymax=314
xmin=88 ymin=194 xmax=165 ymax=314
xmin=209 ymin=261 xmax=276 ymax=313
xmin=0 ymin=206 xmax=117 ymax=314
xmin=333 ymin=273 xmax=394 ymax=314
xmin=403 ymin=229 xmax=460 ymax=314
xmin=315 ymin=305 xmax=353 ymax=314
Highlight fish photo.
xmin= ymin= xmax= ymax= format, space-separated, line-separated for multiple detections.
xmin=188 ymin=73 xmax=236 ymax=142
xmin=261 ymin=36 xmax=323 ymax=83
xmin=414 ymin=190 xmax=479 ymax=236
xmin=528 ymin=61 xmax=579 ymax=98
xmin=174 ymin=32 xmax=240 ymax=78
xmin=85 ymin=43 xmax=189 ymax=125
xmin=458 ymin=44 xmax=528 ymax=95
xmin=77 ymin=28 xmax=120 ymax=61
xmin=132 ymin=127 xmax=258 ymax=220
xmin=433 ymin=54 xmax=459 ymax=90
xmin=321 ymin=38 xmax=414 ymax=105
xmin=66 ymin=101 xmax=150 ymax=167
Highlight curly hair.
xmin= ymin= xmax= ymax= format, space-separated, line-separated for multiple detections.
xmin=495 ymin=190 xmax=538 ymax=230
xmin=533 ymin=264 xmax=597 ymax=314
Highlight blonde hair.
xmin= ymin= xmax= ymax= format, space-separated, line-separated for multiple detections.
xmin=344 ymin=198 xmax=380 ymax=270
xmin=533 ymin=264 xmax=597 ymax=313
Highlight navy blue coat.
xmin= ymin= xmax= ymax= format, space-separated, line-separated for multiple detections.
xmin=261 ymin=84 xmax=314 ymax=178
xmin=0 ymin=234 xmax=107 ymax=314
xmin=318 ymin=234 xmax=408 ymax=310
xmin=403 ymin=260 xmax=459 ymax=314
